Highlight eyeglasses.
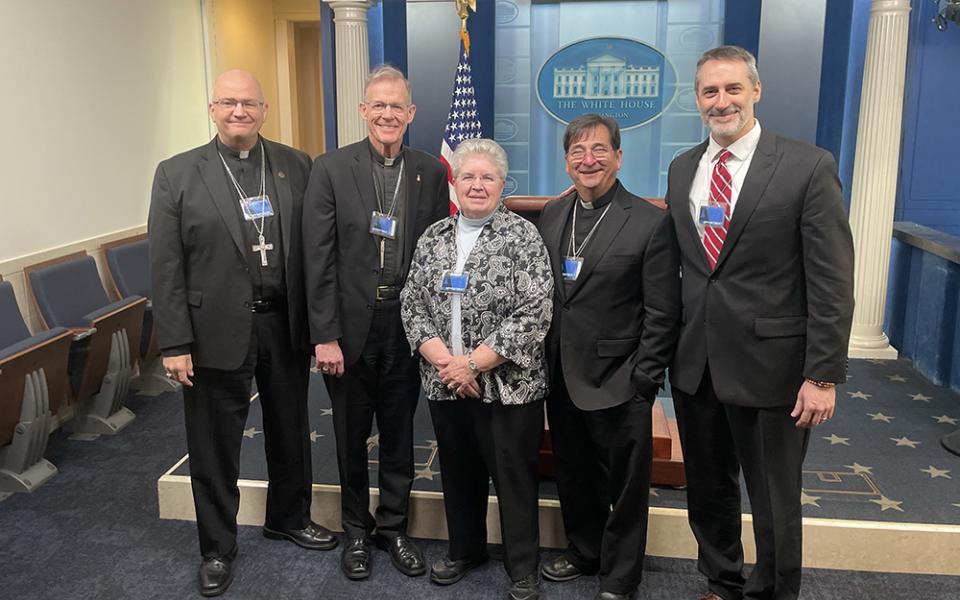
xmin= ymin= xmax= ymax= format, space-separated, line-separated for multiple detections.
xmin=567 ymin=144 xmax=612 ymax=161
xmin=212 ymin=98 xmax=264 ymax=111
xmin=457 ymin=174 xmax=500 ymax=186
xmin=364 ymin=102 xmax=408 ymax=116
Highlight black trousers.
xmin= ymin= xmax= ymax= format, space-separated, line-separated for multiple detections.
xmin=547 ymin=375 xmax=654 ymax=595
xmin=183 ymin=309 xmax=312 ymax=558
xmin=429 ymin=398 xmax=543 ymax=582
xmin=324 ymin=299 xmax=420 ymax=540
xmin=672 ymin=366 xmax=810 ymax=600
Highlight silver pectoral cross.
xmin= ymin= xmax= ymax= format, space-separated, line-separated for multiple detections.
xmin=253 ymin=235 xmax=273 ymax=267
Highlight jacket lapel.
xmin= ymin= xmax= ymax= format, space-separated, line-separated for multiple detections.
xmin=350 ymin=144 xmax=381 ymax=254
xmin=542 ymin=194 xmax=575 ymax=302
xmin=402 ymin=153 xmax=422 ymax=268
xmin=566 ymin=185 xmax=630 ymax=300
xmin=198 ymin=138 xmax=246 ymax=261
xmin=265 ymin=140 xmax=293 ymax=267
xmin=713 ymin=131 xmax=781 ymax=271
xmin=671 ymin=140 xmax=710 ymax=274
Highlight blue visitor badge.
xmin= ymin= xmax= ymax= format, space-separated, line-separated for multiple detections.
xmin=439 ymin=270 xmax=469 ymax=294
xmin=239 ymin=195 xmax=273 ymax=220
xmin=370 ymin=211 xmax=398 ymax=239
xmin=699 ymin=204 xmax=725 ymax=227
xmin=562 ymin=256 xmax=583 ymax=282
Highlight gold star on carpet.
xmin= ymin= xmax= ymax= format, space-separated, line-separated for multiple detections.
xmin=933 ymin=415 xmax=958 ymax=425
xmin=242 ymin=427 xmax=260 ymax=438
xmin=909 ymin=393 xmax=932 ymax=402
xmin=846 ymin=462 xmax=874 ymax=475
xmin=890 ymin=436 xmax=921 ymax=448
xmin=823 ymin=434 xmax=850 ymax=446
xmin=310 ymin=430 xmax=324 ymax=442
xmin=800 ymin=491 xmax=822 ymax=507
xmin=415 ymin=467 xmax=439 ymax=481
xmin=846 ymin=390 xmax=872 ymax=400
xmin=870 ymin=496 xmax=904 ymax=512
xmin=867 ymin=412 xmax=894 ymax=423
xmin=921 ymin=466 xmax=951 ymax=479
xmin=319 ymin=408 xmax=333 ymax=416
xmin=887 ymin=374 xmax=907 ymax=383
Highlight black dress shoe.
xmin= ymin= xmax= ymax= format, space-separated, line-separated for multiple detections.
xmin=430 ymin=555 xmax=488 ymax=585
xmin=541 ymin=555 xmax=586 ymax=582
xmin=341 ymin=537 xmax=371 ymax=580
xmin=198 ymin=547 xmax=237 ymax=597
xmin=263 ymin=521 xmax=338 ymax=550
xmin=509 ymin=572 xmax=541 ymax=600
xmin=374 ymin=534 xmax=426 ymax=576
xmin=595 ymin=591 xmax=634 ymax=600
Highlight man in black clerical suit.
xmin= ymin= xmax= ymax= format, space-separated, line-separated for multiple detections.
xmin=302 ymin=65 xmax=449 ymax=581
xmin=149 ymin=69 xmax=336 ymax=597
xmin=538 ymin=114 xmax=681 ymax=600
xmin=666 ymin=46 xmax=854 ymax=600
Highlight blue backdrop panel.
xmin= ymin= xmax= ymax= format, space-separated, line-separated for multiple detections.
xmin=495 ymin=0 xmax=723 ymax=198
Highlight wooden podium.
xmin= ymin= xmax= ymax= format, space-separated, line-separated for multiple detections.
xmin=504 ymin=193 xmax=686 ymax=488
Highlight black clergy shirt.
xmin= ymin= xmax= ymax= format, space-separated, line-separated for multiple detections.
xmin=369 ymin=140 xmax=407 ymax=288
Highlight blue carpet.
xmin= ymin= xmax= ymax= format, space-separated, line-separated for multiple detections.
xmin=1 ymin=360 xmax=959 ymax=598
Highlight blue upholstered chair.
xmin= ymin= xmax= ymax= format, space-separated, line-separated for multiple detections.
xmin=26 ymin=255 xmax=146 ymax=435
xmin=0 ymin=280 xmax=72 ymax=492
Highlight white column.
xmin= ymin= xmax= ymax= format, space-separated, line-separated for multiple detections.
xmin=847 ymin=0 xmax=911 ymax=359
xmin=323 ymin=0 xmax=376 ymax=148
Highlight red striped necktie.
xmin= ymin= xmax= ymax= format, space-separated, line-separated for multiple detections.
xmin=703 ymin=149 xmax=733 ymax=269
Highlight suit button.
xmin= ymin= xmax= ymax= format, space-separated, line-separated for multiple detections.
xmin=243 ymin=301 xmax=250 ymax=308
xmin=367 ymin=304 xmax=373 ymax=310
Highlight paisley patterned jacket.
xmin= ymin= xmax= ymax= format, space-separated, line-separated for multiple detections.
xmin=400 ymin=203 xmax=554 ymax=405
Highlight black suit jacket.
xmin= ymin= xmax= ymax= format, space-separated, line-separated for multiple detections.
xmin=302 ymin=140 xmax=449 ymax=365
xmin=539 ymin=183 xmax=681 ymax=411
xmin=148 ymin=137 xmax=312 ymax=370
xmin=666 ymin=131 xmax=855 ymax=407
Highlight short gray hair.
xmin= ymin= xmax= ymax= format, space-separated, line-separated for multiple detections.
xmin=450 ymin=138 xmax=509 ymax=181
xmin=364 ymin=65 xmax=412 ymax=104
xmin=695 ymin=45 xmax=760 ymax=91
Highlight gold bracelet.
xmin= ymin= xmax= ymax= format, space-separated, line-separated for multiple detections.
xmin=805 ymin=378 xmax=836 ymax=389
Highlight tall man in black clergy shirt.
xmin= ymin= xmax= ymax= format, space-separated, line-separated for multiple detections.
xmin=302 ymin=66 xmax=449 ymax=581
xmin=538 ymin=114 xmax=681 ymax=600
xmin=666 ymin=46 xmax=854 ymax=600
xmin=149 ymin=69 xmax=337 ymax=598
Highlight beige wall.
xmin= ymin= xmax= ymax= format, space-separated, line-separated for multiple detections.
xmin=1 ymin=0 xmax=210 ymax=264
xmin=0 ymin=0 xmax=209 ymax=329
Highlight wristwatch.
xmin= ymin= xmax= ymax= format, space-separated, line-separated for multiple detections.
xmin=468 ymin=355 xmax=479 ymax=374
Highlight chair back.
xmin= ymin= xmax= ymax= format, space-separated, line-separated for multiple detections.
xmin=28 ymin=256 xmax=110 ymax=328
xmin=0 ymin=281 xmax=31 ymax=348
xmin=105 ymin=239 xmax=151 ymax=299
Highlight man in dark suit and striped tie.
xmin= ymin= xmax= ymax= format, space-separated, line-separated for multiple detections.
xmin=665 ymin=46 xmax=855 ymax=600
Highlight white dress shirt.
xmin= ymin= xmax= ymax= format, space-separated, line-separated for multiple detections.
xmin=688 ymin=120 xmax=763 ymax=240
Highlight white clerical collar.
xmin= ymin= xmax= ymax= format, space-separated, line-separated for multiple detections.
xmin=708 ymin=119 xmax=762 ymax=163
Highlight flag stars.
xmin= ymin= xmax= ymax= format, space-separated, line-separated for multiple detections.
xmin=870 ymin=496 xmax=904 ymax=512
xmin=822 ymin=433 xmax=850 ymax=446
xmin=890 ymin=436 xmax=921 ymax=448
xmin=867 ymin=412 xmax=894 ymax=423
xmin=846 ymin=390 xmax=872 ymax=400
xmin=909 ymin=392 xmax=932 ymax=402
xmin=933 ymin=415 xmax=958 ymax=425
xmin=921 ymin=466 xmax=951 ymax=479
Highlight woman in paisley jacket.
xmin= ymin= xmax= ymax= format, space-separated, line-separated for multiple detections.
xmin=400 ymin=138 xmax=554 ymax=600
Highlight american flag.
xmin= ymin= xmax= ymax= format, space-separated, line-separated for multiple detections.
xmin=440 ymin=41 xmax=483 ymax=213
